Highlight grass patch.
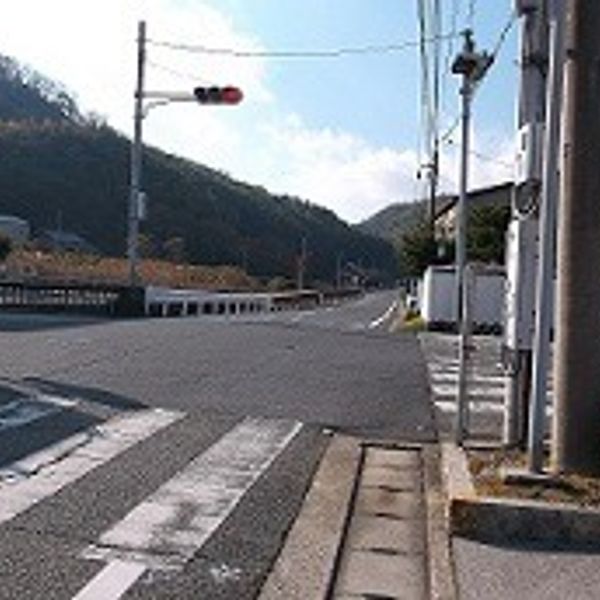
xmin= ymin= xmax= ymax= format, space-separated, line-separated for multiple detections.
xmin=467 ymin=447 xmax=600 ymax=507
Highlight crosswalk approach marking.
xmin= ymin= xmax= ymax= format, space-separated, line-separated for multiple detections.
xmin=0 ymin=408 xmax=184 ymax=524
xmin=74 ymin=417 xmax=302 ymax=599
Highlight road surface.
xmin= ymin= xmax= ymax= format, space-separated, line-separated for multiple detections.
xmin=0 ymin=291 xmax=435 ymax=599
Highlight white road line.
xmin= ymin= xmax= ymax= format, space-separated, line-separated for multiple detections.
xmin=431 ymin=384 xmax=505 ymax=397
xmin=72 ymin=560 xmax=147 ymax=600
xmin=429 ymin=372 xmax=507 ymax=385
xmin=85 ymin=417 xmax=302 ymax=566
xmin=76 ymin=418 xmax=302 ymax=600
xmin=368 ymin=300 xmax=398 ymax=330
xmin=0 ymin=408 xmax=183 ymax=524
xmin=435 ymin=399 xmax=554 ymax=416
xmin=0 ymin=394 xmax=78 ymax=431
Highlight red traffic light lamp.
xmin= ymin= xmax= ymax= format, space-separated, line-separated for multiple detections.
xmin=193 ymin=86 xmax=244 ymax=105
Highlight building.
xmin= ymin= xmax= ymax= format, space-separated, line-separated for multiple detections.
xmin=35 ymin=229 xmax=97 ymax=254
xmin=0 ymin=215 xmax=30 ymax=244
xmin=434 ymin=181 xmax=513 ymax=241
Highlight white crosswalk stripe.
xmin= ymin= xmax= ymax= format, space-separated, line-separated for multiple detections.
xmin=0 ymin=401 xmax=307 ymax=600
xmin=419 ymin=333 xmax=507 ymax=416
xmin=73 ymin=416 xmax=302 ymax=599
xmin=419 ymin=333 xmax=554 ymax=421
xmin=0 ymin=408 xmax=184 ymax=524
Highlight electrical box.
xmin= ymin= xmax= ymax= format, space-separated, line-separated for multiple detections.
xmin=504 ymin=218 xmax=538 ymax=350
xmin=137 ymin=191 xmax=147 ymax=221
xmin=515 ymin=123 xmax=545 ymax=187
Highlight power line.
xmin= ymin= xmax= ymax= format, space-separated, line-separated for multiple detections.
xmin=467 ymin=0 xmax=477 ymax=27
xmin=490 ymin=9 xmax=518 ymax=62
xmin=470 ymin=149 xmax=513 ymax=169
xmin=440 ymin=114 xmax=461 ymax=142
xmin=146 ymin=33 xmax=459 ymax=59
xmin=147 ymin=60 xmax=216 ymax=85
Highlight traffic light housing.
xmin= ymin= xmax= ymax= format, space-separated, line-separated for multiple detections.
xmin=193 ymin=86 xmax=243 ymax=105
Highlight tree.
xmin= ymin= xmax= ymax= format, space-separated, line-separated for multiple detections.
xmin=467 ymin=204 xmax=510 ymax=264
xmin=0 ymin=234 xmax=12 ymax=262
xmin=399 ymin=222 xmax=454 ymax=276
xmin=162 ymin=236 xmax=186 ymax=263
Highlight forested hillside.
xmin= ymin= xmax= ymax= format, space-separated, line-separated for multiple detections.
xmin=0 ymin=55 xmax=398 ymax=285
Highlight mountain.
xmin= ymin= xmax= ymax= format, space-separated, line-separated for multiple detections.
xmin=358 ymin=201 xmax=426 ymax=243
xmin=0 ymin=55 xmax=398 ymax=285
xmin=358 ymin=193 xmax=457 ymax=243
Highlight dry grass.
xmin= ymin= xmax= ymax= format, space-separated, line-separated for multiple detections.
xmin=1 ymin=249 xmax=260 ymax=291
xmin=468 ymin=448 xmax=600 ymax=507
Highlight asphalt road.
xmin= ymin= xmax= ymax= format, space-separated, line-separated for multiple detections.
xmin=0 ymin=290 xmax=435 ymax=599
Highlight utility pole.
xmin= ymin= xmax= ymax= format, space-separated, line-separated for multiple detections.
xmin=297 ymin=236 xmax=307 ymax=291
xmin=125 ymin=21 xmax=243 ymax=287
xmin=504 ymin=0 xmax=549 ymax=448
xmin=527 ymin=0 xmax=565 ymax=473
xmin=128 ymin=20 xmax=146 ymax=286
xmin=552 ymin=0 xmax=600 ymax=475
xmin=428 ymin=146 xmax=439 ymax=242
xmin=451 ymin=30 xmax=493 ymax=444
xmin=336 ymin=252 xmax=343 ymax=289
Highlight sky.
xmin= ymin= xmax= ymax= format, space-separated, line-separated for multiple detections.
xmin=0 ymin=0 xmax=518 ymax=223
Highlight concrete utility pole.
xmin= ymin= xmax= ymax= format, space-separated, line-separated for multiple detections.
xmin=504 ymin=0 xmax=549 ymax=448
xmin=552 ymin=0 xmax=600 ymax=475
xmin=451 ymin=30 xmax=492 ymax=444
xmin=128 ymin=20 xmax=146 ymax=286
xmin=297 ymin=236 xmax=307 ymax=291
xmin=527 ymin=0 xmax=565 ymax=473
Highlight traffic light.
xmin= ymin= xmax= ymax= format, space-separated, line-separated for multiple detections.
xmin=193 ymin=86 xmax=243 ymax=105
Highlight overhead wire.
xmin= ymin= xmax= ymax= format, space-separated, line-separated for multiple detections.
xmin=146 ymin=60 xmax=216 ymax=85
xmin=146 ymin=33 xmax=460 ymax=59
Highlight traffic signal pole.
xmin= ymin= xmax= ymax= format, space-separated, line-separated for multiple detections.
xmin=126 ymin=22 xmax=243 ymax=286
xmin=552 ymin=0 xmax=600 ymax=475
xmin=128 ymin=20 xmax=146 ymax=286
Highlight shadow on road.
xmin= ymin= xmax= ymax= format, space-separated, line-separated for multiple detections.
xmin=0 ymin=312 xmax=111 ymax=332
xmin=23 ymin=378 xmax=148 ymax=411
xmin=0 ymin=379 xmax=148 ymax=468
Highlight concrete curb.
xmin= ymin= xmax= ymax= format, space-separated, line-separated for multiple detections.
xmin=442 ymin=442 xmax=600 ymax=544
xmin=423 ymin=444 xmax=458 ymax=600
xmin=257 ymin=436 xmax=361 ymax=600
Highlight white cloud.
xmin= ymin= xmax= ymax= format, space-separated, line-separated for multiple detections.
xmin=438 ymin=133 xmax=515 ymax=195
xmin=0 ymin=1 xmax=515 ymax=225
xmin=248 ymin=115 xmax=421 ymax=223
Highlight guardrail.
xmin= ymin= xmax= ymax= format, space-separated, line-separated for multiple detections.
xmin=0 ymin=281 xmax=363 ymax=319
xmin=0 ymin=281 xmax=144 ymax=317
xmin=145 ymin=286 xmax=323 ymax=318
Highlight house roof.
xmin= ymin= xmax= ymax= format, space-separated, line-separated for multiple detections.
xmin=433 ymin=181 xmax=513 ymax=221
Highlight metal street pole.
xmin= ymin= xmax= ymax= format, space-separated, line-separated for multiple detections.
xmin=451 ymin=30 xmax=492 ymax=444
xmin=552 ymin=0 xmax=600 ymax=475
xmin=527 ymin=0 xmax=565 ymax=473
xmin=504 ymin=0 xmax=549 ymax=448
xmin=128 ymin=20 xmax=146 ymax=286
xmin=454 ymin=65 xmax=472 ymax=444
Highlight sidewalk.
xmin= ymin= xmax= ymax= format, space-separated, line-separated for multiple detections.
xmin=420 ymin=332 xmax=600 ymax=600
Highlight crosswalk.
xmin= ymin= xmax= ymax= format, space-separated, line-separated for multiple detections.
xmin=419 ymin=333 xmax=555 ymax=439
xmin=419 ymin=333 xmax=507 ymax=415
xmin=0 ymin=398 xmax=318 ymax=600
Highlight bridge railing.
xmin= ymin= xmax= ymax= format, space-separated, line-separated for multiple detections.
xmin=0 ymin=281 xmax=144 ymax=317
xmin=0 ymin=281 xmax=360 ymax=319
